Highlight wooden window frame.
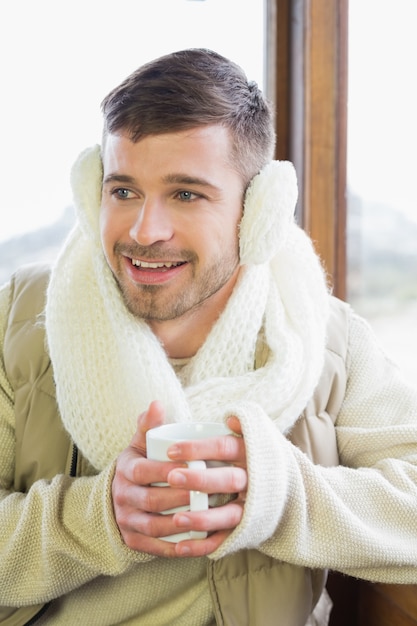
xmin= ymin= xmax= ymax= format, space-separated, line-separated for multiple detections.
xmin=266 ymin=0 xmax=348 ymax=300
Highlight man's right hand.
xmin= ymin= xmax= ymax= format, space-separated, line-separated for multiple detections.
xmin=111 ymin=401 xmax=191 ymax=556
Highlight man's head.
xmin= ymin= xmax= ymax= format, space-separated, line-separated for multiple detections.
xmin=101 ymin=48 xmax=275 ymax=186
xmin=98 ymin=50 xmax=276 ymax=344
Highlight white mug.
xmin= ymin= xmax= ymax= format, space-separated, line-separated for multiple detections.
xmin=146 ymin=422 xmax=232 ymax=542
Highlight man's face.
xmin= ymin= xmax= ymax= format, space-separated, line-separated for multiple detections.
xmin=100 ymin=125 xmax=245 ymax=325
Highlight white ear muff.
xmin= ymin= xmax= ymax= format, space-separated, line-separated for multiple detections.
xmin=70 ymin=144 xmax=103 ymax=242
xmin=239 ymin=160 xmax=298 ymax=265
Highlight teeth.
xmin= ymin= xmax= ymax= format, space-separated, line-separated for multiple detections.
xmin=131 ymin=259 xmax=180 ymax=269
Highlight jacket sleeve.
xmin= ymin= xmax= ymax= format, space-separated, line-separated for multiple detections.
xmin=0 ymin=284 xmax=152 ymax=606
xmin=211 ymin=309 xmax=417 ymax=584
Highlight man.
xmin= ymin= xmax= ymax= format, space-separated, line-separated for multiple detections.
xmin=1 ymin=48 xmax=417 ymax=626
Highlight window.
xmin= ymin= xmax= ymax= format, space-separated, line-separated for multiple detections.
xmin=0 ymin=0 xmax=265 ymax=283
xmin=273 ymin=0 xmax=415 ymax=386
xmin=347 ymin=0 xmax=417 ymax=385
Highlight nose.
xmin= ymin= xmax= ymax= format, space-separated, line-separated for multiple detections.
xmin=129 ymin=197 xmax=174 ymax=246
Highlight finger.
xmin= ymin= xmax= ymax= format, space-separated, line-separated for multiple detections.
xmin=116 ymin=454 xmax=187 ymax=490
xmin=167 ymin=465 xmax=248 ymax=494
xmin=173 ymin=500 xmax=244 ymax=534
xmin=131 ymin=400 xmax=166 ymax=454
xmin=116 ymin=511 xmax=190 ymax=555
xmin=117 ymin=506 xmax=183 ymax=537
xmin=116 ymin=506 xmax=237 ymax=557
xmin=167 ymin=433 xmax=246 ymax=465
xmin=120 ymin=529 xmax=179 ymax=557
xmin=226 ymin=415 xmax=243 ymax=436
xmin=174 ymin=530 xmax=233 ymax=557
xmin=120 ymin=482 xmax=192 ymax=513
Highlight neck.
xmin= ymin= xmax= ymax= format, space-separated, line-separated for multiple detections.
xmin=149 ymin=314 xmax=214 ymax=359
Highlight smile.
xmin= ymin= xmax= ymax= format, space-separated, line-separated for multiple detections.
xmin=131 ymin=259 xmax=185 ymax=269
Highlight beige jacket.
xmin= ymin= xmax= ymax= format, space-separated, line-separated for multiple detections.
xmin=1 ymin=264 xmax=349 ymax=625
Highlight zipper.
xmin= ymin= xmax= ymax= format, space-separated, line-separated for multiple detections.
xmin=24 ymin=602 xmax=51 ymax=624
xmin=69 ymin=443 xmax=78 ymax=477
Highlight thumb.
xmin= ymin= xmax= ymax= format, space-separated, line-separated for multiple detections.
xmin=131 ymin=400 xmax=166 ymax=454
xmin=226 ymin=414 xmax=243 ymax=436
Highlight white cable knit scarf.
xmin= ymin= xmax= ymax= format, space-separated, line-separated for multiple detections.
xmin=45 ymin=145 xmax=330 ymax=473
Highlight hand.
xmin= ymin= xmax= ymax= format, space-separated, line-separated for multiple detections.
xmin=112 ymin=401 xmax=191 ymax=556
xmin=112 ymin=405 xmax=247 ymax=558
xmin=166 ymin=414 xmax=247 ymax=557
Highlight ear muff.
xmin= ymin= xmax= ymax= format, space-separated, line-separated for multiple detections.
xmin=239 ymin=160 xmax=298 ymax=265
xmin=70 ymin=144 xmax=103 ymax=242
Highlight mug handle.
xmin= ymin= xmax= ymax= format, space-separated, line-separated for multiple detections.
xmin=187 ymin=460 xmax=208 ymax=539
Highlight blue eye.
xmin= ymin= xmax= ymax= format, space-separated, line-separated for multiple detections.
xmin=178 ymin=190 xmax=195 ymax=201
xmin=115 ymin=188 xmax=131 ymax=199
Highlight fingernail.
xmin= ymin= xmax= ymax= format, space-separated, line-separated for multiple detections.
xmin=177 ymin=544 xmax=192 ymax=556
xmin=168 ymin=445 xmax=181 ymax=458
xmin=169 ymin=470 xmax=186 ymax=486
xmin=175 ymin=514 xmax=191 ymax=527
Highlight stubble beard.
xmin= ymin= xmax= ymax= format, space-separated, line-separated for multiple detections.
xmin=115 ymin=254 xmax=240 ymax=323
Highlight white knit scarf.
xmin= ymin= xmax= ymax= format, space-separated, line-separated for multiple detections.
xmin=45 ymin=145 xmax=330 ymax=472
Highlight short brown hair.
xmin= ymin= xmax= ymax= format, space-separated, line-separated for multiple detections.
xmin=101 ymin=48 xmax=275 ymax=184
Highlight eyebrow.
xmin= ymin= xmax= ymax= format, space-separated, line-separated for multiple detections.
xmin=102 ymin=174 xmax=137 ymax=186
xmin=102 ymin=172 xmax=219 ymax=191
xmin=161 ymin=173 xmax=219 ymax=190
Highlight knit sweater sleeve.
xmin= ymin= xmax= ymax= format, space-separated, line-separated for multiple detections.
xmin=212 ymin=308 xmax=417 ymax=584
xmin=0 ymin=283 xmax=152 ymax=606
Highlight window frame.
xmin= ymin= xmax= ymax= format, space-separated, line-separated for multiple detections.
xmin=267 ymin=0 xmax=348 ymax=300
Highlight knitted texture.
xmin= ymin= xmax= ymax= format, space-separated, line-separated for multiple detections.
xmin=45 ymin=145 xmax=330 ymax=553
xmin=239 ymin=160 xmax=298 ymax=264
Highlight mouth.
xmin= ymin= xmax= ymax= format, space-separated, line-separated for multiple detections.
xmin=125 ymin=256 xmax=188 ymax=285
xmin=131 ymin=259 xmax=186 ymax=270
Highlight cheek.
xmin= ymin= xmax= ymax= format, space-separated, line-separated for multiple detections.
xmin=202 ymin=219 xmax=240 ymax=263
xmin=223 ymin=208 xmax=243 ymax=245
